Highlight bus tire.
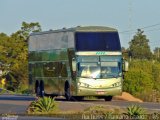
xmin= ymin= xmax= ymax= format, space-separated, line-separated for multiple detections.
xmin=64 ymin=82 xmax=71 ymax=101
xmin=104 ymin=96 xmax=113 ymax=101
xmin=39 ymin=80 xmax=45 ymax=97
xmin=35 ymin=80 xmax=40 ymax=97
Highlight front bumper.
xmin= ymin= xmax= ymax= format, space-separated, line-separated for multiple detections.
xmin=76 ymin=86 xmax=122 ymax=96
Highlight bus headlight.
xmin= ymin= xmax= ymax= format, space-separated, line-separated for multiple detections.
xmin=111 ymin=82 xmax=121 ymax=87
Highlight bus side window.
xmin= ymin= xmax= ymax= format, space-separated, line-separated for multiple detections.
xmin=29 ymin=63 xmax=35 ymax=84
xmin=29 ymin=63 xmax=35 ymax=74
xmin=59 ymin=62 xmax=68 ymax=77
xmin=35 ymin=63 xmax=43 ymax=77
xmin=43 ymin=62 xmax=59 ymax=77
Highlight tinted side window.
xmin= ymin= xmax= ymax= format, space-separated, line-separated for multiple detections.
xmin=43 ymin=62 xmax=68 ymax=77
xmin=43 ymin=62 xmax=59 ymax=77
xmin=35 ymin=63 xmax=43 ymax=77
xmin=59 ymin=62 xmax=68 ymax=77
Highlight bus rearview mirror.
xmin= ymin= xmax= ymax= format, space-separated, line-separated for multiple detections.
xmin=72 ymin=58 xmax=76 ymax=72
xmin=123 ymin=61 xmax=129 ymax=72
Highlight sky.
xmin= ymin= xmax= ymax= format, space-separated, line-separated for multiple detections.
xmin=0 ymin=0 xmax=160 ymax=50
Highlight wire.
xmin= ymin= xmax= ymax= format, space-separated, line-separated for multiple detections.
xmin=141 ymin=23 xmax=160 ymax=30
xmin=119 ymin=23 xmax=160 ymax=34
xmin=144 ymin=28 xmax=160 ymax=33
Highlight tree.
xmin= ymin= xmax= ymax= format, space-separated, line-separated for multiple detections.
xmin=152 ymin=63 xmax=160 ymax=91
xmin=20 ymin=21 xmax=42 ymax=40
xmin=129 ymin=29 xmax=152 ymax=60
xmin=154 ymin=47 xmax=160 ymax=62
xmin=122 ymin=47 xmax=130 ymax=60
xmin=0 ymin=33 xmax=11 ymax=72
xmin=123 ymin=60 xmax=154 ymax=101
xmin=0 ymin=22 xmax=41 ymax=91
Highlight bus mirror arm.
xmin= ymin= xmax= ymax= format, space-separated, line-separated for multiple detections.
xmin=123 ymin=60 xmax=129 ymax=72
xmin=72 ymin=58 xmax=76 ymax=72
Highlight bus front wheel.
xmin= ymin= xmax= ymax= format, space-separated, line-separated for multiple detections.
xmin=64 ymin=82 xmax=71 ymax=101
xmin=35 ymin=80 xmax=40 ymax=97
xmin=39 ymin=80 xmax=45 ymax=97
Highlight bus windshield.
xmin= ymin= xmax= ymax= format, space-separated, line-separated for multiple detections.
xmin=101 ymin=62 xmax=120 ymax=78
xmin=78 ymin=61 xmax=121 ymax=79
xmin=78 ymin=63 xmax=100 ymax=78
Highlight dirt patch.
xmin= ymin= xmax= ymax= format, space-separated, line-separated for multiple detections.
xmin=114 ymin=92 xmax=143 ymax=102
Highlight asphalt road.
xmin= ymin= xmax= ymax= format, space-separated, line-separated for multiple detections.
xmin=0 ymin=94 xmax=159 ymax=119
xmin=0 ymin=94 xmax=35 ymax=114
xmin=55 ymin=97 xmax=160 ymax=112
xmin=0 ymin=95 xmax=59 ymax=120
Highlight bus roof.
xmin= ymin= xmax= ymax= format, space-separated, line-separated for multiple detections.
xmin=30 ymin=26 xmax=118 ymax=36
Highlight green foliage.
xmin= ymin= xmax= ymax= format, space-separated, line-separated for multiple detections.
xmin=21 ymin=88 xmax=32 ymax=95
xmin=154 ymin=47 xmax=160 ymax=61
xmin=84 ymin=105 xmax=109 ymax=113
xmin=82 ymin=106 xmax=123 ymax=120
xmin=124 ymin=105 xmax=145 ymax=117
xmin=20 ymin=21 xmax=41 ymax=39
xmin=129 ymin=29 xmax=152 ymax=60
xmin=152 ymin=63 xmax=160 ymax=91
xmin=83 ymin=105 xmax=115 ymax=119
xmin=122 ymin=47 xmax=130 ymax=59
xmin=124 ymin=30 xmax=160 ymax=101
xmin=0 ymin=88 xmax=14 ymax=95
xmin=123 ymin=59 xmax=160 ymax=101
xmin=28 ymin=97 xmax=58 ymax=113
xmin=0 ymin=21 xmax=41 ymax=91
xmin=124 ymin=60 xmax=153 ymax=95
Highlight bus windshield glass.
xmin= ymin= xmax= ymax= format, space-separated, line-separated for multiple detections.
xmin=78 ymin=63 xmax=100 ymax=78
xmin=78 ymin=61 xmax=121 ymax=79
xmin=75 ymin=32 xmax=121 ymax=51
xmin=101 ymin=62 xmax=120 ymax=78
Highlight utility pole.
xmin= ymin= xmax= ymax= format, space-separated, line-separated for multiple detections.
xmin=158 ymin=48 xmax=159 ymax=58
xmin=128 ymin=0 xmax=133 ymax=58
xmin=128 ymin=0 xmax=133 ymax=34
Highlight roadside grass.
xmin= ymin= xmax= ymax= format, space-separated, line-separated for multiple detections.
xmin=0 ymin=89 xmax=8 ymax=94
xmin=0 ymin=84 xmax=31 ymax=95
xmin=81 ymin=105 xmax=121 ymax=119
xmin=27 ymin=99 xmax=123 ymax=118
xmin=21 ymin=88 xmax=32 ymax=95
xmin=27 ymin=98 xmax=160 ymax=119
xmin=0 ymin=88 xmax=14 ymax=95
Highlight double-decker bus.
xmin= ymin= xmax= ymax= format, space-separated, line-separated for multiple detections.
xmin=28 ymin=26 xmax=128 ymax=101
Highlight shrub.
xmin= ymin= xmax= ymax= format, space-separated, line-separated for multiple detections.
xmin=82 ymin=105 xmax=122 ymax=119
xmin=21 ymin=89 xmax=32 ymax=95
xmin=83 ymin=105 xmax=113 ymax=116
xmin=27 ymin=97 xmax=58 ymax=113
xmin=124 ymin=105 xmax=145 ymax=119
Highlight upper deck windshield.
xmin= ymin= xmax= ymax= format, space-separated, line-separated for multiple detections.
xmin=77 ymin=56 xmax=122 ymax=79
xmin=75 ymin=32 xmax=121 ymax=51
